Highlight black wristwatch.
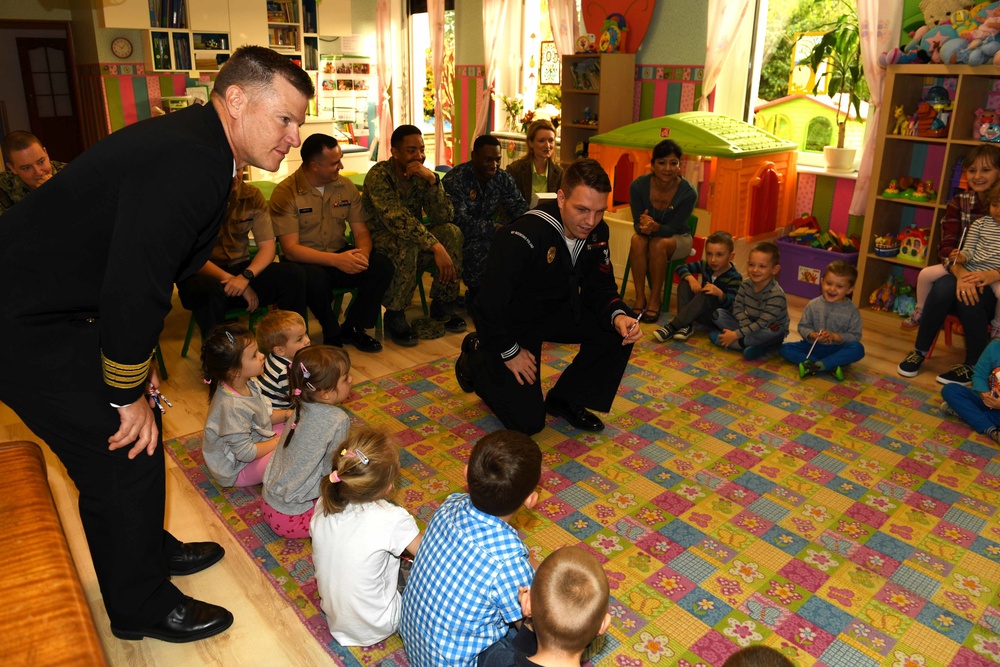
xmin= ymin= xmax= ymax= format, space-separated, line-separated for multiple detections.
xmin=241 ymin=269 xmax=255 ymax=280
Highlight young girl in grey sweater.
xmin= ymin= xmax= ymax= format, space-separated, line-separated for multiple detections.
xmin=262 ymin=345 xmax=353 ymax=538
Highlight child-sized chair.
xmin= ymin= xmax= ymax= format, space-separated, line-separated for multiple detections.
xmin=618 ymin=214 xmax=700 ymax=312
xmin=925 ymin=314 xmax=963 ymax=359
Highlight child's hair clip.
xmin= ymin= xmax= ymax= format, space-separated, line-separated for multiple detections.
xmin=225 ymin=331 xmax=235 ymax=345
xmin=329 ymin=471 xmax=341 ymax=483
xmin=306 ymin=382 xmax=316 ymax=391
xmin=299 ymin=362 xmax=311 ymax=379
xmin=203 ymin=378 xmax=212 ymax=385
xmin=355 ymin=449 xmax=370 ymax=465
xmin=289 ymin=422 xmax=297 ymax=430
xmin=340 ymin=449 xmax=348 ymax=457
xmin=293 ymin=388 xmax=302 ymax=396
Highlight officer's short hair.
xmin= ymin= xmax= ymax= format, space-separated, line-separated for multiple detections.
xmin=560 ymin=158 xmax=611 ymax=197
xmin=212 ymin=45 xmax=314 ymax=101
xmin=1 ymin=131 xmax=42 ymax=166
xmin=473 ymin=135 xmax=501 ymax=154
xmin=301 ymin=134 xmax=338 ymax=165
xmin=391 ymin=125 xmax=423 ymax=149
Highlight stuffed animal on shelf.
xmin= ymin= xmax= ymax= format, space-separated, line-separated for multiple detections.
xmin=894 ymin=283 xmax=917 ymax=317
xmin=893 ymin=105 xmax=910 ymax=134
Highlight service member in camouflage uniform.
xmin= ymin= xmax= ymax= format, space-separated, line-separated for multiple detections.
xmin=0 ymin=131 xmax=66 ymax=214
xmin=442 ymin=135 xmax=527 ymax=305
xmin=362 ymin=124 xmax=466 ymax=346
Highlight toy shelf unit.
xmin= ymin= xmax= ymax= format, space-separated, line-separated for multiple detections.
xmin=559 ymin=53 xmax=635 ymax=166
xmin=855 ymin=64 xmax=999 ymax=321
xmin=191 ymin=32 xmax=230 ymax=71
xmin=316 ymin=55 xmax=371 ymax=146
xmin=267 ymin=0 xmax=302 ymax=56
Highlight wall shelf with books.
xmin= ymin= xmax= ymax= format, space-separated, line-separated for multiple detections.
xmin=267 ymin=0 xmax=301 ymax=54
xmin=148 ymin=0 xmax=187 ymax=29
xmin=147 ymin=29 xmax=192 ymax=71
xmin=192 ymin=32 xmax=230 ymax=71
xmin=559 ymin=53 xmax=635 ymax=165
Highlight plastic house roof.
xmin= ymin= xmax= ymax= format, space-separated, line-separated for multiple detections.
xmin=589 ymin=112 xmax=798 ymax=158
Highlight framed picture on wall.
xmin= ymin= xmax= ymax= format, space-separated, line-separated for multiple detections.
xmin=540 ymin=41 xmax=560 ymax=85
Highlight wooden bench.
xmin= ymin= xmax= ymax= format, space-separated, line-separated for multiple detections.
xmin=0 ymin=440 xmax=107 ymax=666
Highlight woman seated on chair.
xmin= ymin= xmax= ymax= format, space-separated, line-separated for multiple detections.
xmin=506 ymin=119 xmax=563 ymax=204
xmin=627 ymin=139 xmax=698 ymax=323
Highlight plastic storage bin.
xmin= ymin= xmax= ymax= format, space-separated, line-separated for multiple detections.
xmin=775 ymin=236 xmax=858 ymax=299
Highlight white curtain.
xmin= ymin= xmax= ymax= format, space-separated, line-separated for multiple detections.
xmin=429 ymin=0 xmax=446 ymax=166
xmin=700 ymin=0 xmax=752 ymax=111
xmin=375 ymin=0 xmax=393 ymax=161
xmin=475 ymin=0 xmax=510 ymax=138
xmin=851 ymin=0 xmax=902 ymax=215
xmin=549 ymin=0 xmax=579 ymax=56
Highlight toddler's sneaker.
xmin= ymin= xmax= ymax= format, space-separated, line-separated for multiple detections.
xmin=833 ymin=366 xmax=845 ymax=382
xmin=990 ymin=320 xmax=1000 ymax=340
xmin=897 ymin=350 xmax=925 ymax=377
xmin=673 ymin=325 xmax=694 ymax=341
xmin=936 ymin=363 xmax=973 ymax=386
xmin=989 ymin=427 xmax=1000 ymax=446
xmin=799 ymin=360 xmax=820 ymax=378
xmin=653 ymin=323 xmax=677 ymax=343
xmin=901 ymin=308 xmax=922 ymax=329
xmin=939 ymin=400 xmax=958 ymax=418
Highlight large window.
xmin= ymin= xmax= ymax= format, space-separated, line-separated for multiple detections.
xmin=407 ymin=7 xmax=455 ymax=134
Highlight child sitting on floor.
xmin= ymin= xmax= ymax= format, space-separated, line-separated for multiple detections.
xmin=779 ymin=260 xmax=864 ymax=380
xmin=512 ymin=546 xmax=611 ymax=667
xmin=654 ymin=231 xmax=742 ymax=343
xmin=400 ymin=430 xmax=542 ymax=667
xmin=256 ymin=309 xmax=311 ymax=409
xmin=710 ymin=241 xmax=789 ymax=360
xmin=201 ymin=323 xmax=292 ymax=487
xmin=310 ymin=426 xmax=422 ymax=646
xmin=941 ymin=339 xmax=1000 ymax=445
xmin=262 ymin=345 xmax=352 ymax=538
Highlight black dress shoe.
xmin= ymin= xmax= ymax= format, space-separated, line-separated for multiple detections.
xmin=111 ymin=597 xmax=234 ymax=643
xmin=167 ymin=541 xmax=225 ymax=576
xmin=455 ymin=333 xmax=478 ymax=393
xmin=544 ymin=395 xmax=604 ymax=432
xmin=341 ymin=325 xmax=383 ymax=353
xmin=443 ymin=314 xmax=467 ymax=333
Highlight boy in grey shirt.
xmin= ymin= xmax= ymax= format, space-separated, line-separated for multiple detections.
xmin=780 ymin=260 xmax=864 ymax=380
xmin=711 ymin=241 xmax=789 ymax=360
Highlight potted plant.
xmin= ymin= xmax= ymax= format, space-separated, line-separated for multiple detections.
xmin=800 ymin=3 xmax=868 ymax=171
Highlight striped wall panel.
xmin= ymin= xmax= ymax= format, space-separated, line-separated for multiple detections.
xmin=794 ymin=172 xmax=865 ymax=238
xmin=452 ymin=65 xmax=485 ymax=165
xmin=635 ymin=65 xmax=705 ymax=120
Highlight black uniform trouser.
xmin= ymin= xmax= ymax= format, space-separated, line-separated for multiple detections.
xmin=0 ymin=317 xmax=185 ymax=631
xmin=284 ymin=249 xmax=393 ymax=345
xmin=915 ymin=272 xmax=997 ymax=364
xmin=469 ymin=302 xmax=634 ymax=435
xmin=176 ymin=259 xmax=308 ymax=340
xmin=675 ymin=280 xmax=723 ymax=327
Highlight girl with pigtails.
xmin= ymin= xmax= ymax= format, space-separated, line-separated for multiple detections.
xmin=261 ymin=345 xmax=353 ymax=538
xmin=310 ymin=426 xmax=422 ymax=646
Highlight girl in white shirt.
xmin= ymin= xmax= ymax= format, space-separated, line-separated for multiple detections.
xmin=310 ymin=427 xmax=422 ymax=646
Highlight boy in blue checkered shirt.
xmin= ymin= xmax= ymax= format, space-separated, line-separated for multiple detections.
xmin=400 ymin=430 xmax=542 ymax=667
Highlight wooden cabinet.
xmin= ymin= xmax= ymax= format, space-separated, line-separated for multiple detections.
xmin=854 ymin=64 xmax=996 ymax=319
xmin=100 ymin=0 xmax=152 ymax=29
xmin=187 ymin=0 xmax=230 ymax=31
xmin=559 ymin=53 xmax=635 ymax=166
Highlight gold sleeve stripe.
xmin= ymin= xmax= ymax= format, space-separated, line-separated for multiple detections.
xmin=101 ymin=350 xmax=153 ymax=389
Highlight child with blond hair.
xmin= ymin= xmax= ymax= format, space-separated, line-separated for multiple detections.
xmin=256 ymin=309 xmax=311 ymax=409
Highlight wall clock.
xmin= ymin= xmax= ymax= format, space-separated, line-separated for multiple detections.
xmin=111 ymin=37 xmax=133 ymax=59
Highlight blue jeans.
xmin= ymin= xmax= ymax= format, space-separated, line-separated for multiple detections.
xmin=712 ymin=309 xmax=785 ymax=348
xmin=478 ymin=626 xmax=519 ymax=667
xmin=942 ymin=383 xmax=1000 ymax=433
xmin=780 ymin=340 xmax=865 ymax=369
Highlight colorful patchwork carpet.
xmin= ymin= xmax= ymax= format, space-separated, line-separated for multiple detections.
xmin=166 ymin=334 xmax=1000 ymax=667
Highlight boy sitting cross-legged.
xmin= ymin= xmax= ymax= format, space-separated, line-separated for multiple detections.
xmin=511 ymin=546 xmax=611 ymax=667
xmin=255 ymin=309 xmax=311 ymax=409
xmin=654 ymin=230 xmax=742 ymax=342
xmin=400 ymin=430 xmax=542 ymax=667
xmin=779 ymin=260 xmax=865 ymax=380
xmin=710 ymin=241 xmax=789 ymax=359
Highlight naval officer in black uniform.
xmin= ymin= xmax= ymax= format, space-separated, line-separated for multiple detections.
xmin=457 ymin=158 xmax=642 ymax=435
xmin=0 ymin=46 xmax=313 ymax=643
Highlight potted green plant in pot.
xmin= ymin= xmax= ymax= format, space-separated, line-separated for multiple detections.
xmin=800 ymin=3 xmax=868 ymax=171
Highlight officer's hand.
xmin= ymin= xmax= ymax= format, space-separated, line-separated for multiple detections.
xmin=406 ymin=161 xmax=437 ymax=185
xmin=222 ymin=274 xmax=249 ymax=297
xmin=614 ymin=314 xmax=643 ymax=345
xmin=242 ymin=285 xmax=259 ymax=310
xmin=334 ymin=249 xmax=369 ymax=274
xmin=432 ymin=243 xmax=457 ymax=285
xmin=109 ymin=395 xmax=158 ymax=459
xmin=505 ymin=348 xmax=537 ymax=385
